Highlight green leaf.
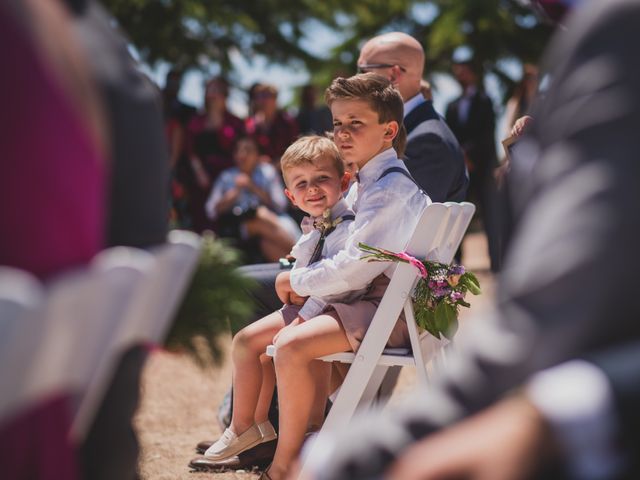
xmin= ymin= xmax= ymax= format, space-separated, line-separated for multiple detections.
xmin=462 ymin=272 xmax=482 ymax=295
xmin=444 ymin=317 xmax=458 ymax=340
xmin=434 ymin=301 xmax=458 ymax=338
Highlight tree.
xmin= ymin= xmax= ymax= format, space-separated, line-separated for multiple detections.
xmin=102 ymin=0 xmax=552 ymax=102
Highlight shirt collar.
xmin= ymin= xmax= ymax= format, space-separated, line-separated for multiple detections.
xmin=329 ymin=198 xmax=352 ymax=220
xmin=356 ymin=147 xmax=399 ymax=187
xmin=403 ymin=93 xmax=425 ymax=118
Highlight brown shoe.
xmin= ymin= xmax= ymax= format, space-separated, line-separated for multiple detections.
xmin=189 ymin=454 xmax=242 ymax=472
xmin=195 ymin=440 xmax=213 ymax=454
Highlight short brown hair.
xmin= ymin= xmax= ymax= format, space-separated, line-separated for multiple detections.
xmin=325 ymin=73 xmax=407 ymax=156
xmin=280 ymin=135 xmax=345 ymax=186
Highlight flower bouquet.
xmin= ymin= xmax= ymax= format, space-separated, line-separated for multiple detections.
xmin=358 ymin=242 xmax=481 ymax=340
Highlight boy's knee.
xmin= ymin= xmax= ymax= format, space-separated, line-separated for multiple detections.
xmin=273 ymin=331 xmax=305 ymax=364
xmin=232 ymin=328 xmax=261 ymax=357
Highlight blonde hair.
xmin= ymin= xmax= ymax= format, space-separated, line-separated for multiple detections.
xmin=325 ymin=73 xmax=407 ymax=156
xmin=280 ymin=136 xmax=345 ymax=186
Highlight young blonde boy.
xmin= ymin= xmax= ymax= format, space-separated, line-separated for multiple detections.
xmin=201 ymin=135 xmax=361 ymax=462
xmin=202 ymin=74 xmax=429 ymax=480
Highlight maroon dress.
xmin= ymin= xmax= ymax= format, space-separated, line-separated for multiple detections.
xmin=184 ymin=111 xmax=245 ymax=232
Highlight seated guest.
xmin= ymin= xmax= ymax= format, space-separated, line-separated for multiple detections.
xmin=245 ymin=83 xmax=299 ymax=169
xmin=205 ymin=136 xmax=297 ymax=262
xmin=186 ymin=76 xmax=245 ymax=232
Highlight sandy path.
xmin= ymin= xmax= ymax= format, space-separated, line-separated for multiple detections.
xmin=135 ymin=232 xmax=496 ymax=479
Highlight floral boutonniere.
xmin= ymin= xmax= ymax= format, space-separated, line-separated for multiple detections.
xmin=313 ymin=208 xmax=344 ymax=236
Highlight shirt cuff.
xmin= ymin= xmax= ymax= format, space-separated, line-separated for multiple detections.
xmin=298 ymin=297 xmax=327 ymax=321
xmin=526 ymin=360 xmax=623 ymax=480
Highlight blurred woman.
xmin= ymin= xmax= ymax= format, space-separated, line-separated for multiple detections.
xmin=205 ymin=136 xmax=296 ymax=262
xmin=185 ymin=76 xmax=245 ymax=232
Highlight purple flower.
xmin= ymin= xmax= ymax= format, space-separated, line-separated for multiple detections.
xmin=433 ymin=286 xmax=451 ymax=298
xmin=450 ymin=291 xmax=464 ymax=302
xmin=450 ymin=265 xmax=465 ymax=275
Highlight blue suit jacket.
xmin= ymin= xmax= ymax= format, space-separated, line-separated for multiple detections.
xmin=403 ymin=100 xmax=468 ymax=203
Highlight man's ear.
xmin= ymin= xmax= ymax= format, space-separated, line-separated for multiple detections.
xmin=384 ymin=121 xmax=399 ymax=141
xmin=341 ymin=171 xmax=352 ymax=192
xmin=284 ymin=188 xmax=297 ymax=206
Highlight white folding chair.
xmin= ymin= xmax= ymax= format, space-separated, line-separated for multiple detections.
xmin=266 ymin=202 xmax=475 ymax=475
xmin=0 ymin=249 xmax=151 ymax=427
xmin=70 ymin=230 xmax=202 ymax=441
xmin=0 ymin=267 xmax=45 ymax=422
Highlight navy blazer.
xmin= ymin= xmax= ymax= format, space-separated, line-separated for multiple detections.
xmin=403 ymin=100 xmax=468 ymax=203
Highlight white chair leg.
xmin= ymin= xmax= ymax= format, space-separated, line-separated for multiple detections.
xmin=358 ymin=365 xmax=389 ymax=409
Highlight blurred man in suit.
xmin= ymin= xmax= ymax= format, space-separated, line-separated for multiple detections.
xmin=307 ymin=0 xmax=640 ymax=478
xmin=67 ymin=2 xmax=170 ymax=479
xmin=446 ymin=60 xmax=500 ymax=270
xmin=358 ymin=31 xmax=468 ymax=203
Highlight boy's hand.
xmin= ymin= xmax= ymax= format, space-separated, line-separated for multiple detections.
xmin=275 ymin=271 xmax=293 ymax=304
xmin=275 ymin=271 xmax=307 ymax=305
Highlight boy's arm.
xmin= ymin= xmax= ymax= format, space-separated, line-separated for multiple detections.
xmin=290 ymin=185 xmax=425 ymax=298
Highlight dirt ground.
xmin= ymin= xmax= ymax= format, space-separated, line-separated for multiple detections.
xmin=135 ymin=232 xmax=496 ymax=479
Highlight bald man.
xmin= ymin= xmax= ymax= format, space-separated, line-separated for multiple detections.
xmin=357 ymin=32 xmax=468 ymax=203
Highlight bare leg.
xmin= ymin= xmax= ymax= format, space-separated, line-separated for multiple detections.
xmin=259 ymin=236 xmax=288 ymax=262
xmin=308 ymin=361 xmax=330 ymax=432
xmin=253 ymin=353 xmax=276 ymax=424
xmin=230 ymin=311 xmax=284 ymax=434
xmin=269 ymin=314 xmax=352 ymax=479
xmin=245 ymin=207 xmax=295 ymax=260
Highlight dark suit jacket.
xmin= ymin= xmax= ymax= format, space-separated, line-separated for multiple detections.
xmin=445 ymin=89 xmax=498 ymax=175
xmin=403 ymin=100 xmax=468 ymax=203
xmin=320 ymin=1 xmax=640 ymax=478
xmin=76 ymin=2 xmax=170 ymax=248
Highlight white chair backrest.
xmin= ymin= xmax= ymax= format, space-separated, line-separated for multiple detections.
xmin=71 ymin=230 xmax=201 ymax=441
xmin=299 ymin=202 xmax=475 ymax=477
xmin=0 ymin=250 xmax=151 ymax=424
xmin=0 ymin=267 xmax=43 ymax=349
xmin=113 ymin=230 xmax=202 ymax=346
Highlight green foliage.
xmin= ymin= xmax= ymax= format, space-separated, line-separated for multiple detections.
xmin=101 ymin=0 xmax=553 ymax=100
xmin=164 ymin=232 xmax=258 ymax=366
xmin=412 ymin=266 xmax=480 ymax=340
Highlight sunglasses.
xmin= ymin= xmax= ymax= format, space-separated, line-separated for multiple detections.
xmin=357 ymin=63 xmax=407 ymax=74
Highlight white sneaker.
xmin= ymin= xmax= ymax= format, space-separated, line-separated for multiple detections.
xmin=257 ymin=420 xmax=278 ymax=442
xmin=204 ymin=424 xmax=263 ymax=460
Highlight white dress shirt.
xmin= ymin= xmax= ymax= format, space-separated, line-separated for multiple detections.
xmin=290 ymin=147 xmax=430 ymax=298
xmin=290 ymin=198 xmax=364 ymax=320
xmin=457 ymin=85 xmax=477 ymax=125
xmin=403 ymin=92 xmax=425 ymax=118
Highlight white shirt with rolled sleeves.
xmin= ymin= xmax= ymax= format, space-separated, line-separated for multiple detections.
xmin=290 ymin=147 xmax=430 ymax=299
xmin=291 ymin=198 xmax=365 ymax=320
